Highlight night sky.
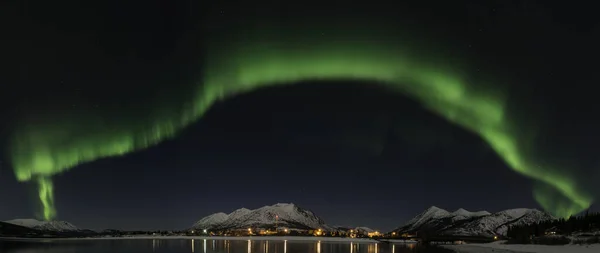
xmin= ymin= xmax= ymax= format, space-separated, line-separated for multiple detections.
xmin=1 ymin=0 xmax=599 ymax=232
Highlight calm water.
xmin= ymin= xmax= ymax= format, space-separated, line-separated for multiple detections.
xmin=0 ymin=239 xmax=452 ymax=253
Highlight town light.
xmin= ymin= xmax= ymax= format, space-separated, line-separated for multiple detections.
xmin=494 ymin=236 xmax=498 ymax=240
xmin=203 ymin=229 xmax=207 ymax=233
xmin=284 ymin=229 xmax=288 ymax=232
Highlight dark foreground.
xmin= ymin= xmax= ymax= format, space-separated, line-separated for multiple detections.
xmin=0 ymin=238 xmax=453 ymax=253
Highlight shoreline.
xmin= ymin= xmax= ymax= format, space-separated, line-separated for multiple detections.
xmin=0 ymin=236 xmax=382 ymax=243
xmin=441 ymin=241 xmax=600 ymax=253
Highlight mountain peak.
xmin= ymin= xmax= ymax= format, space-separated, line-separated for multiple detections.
xmin=423 ymin=206 xmax=450 ymax=216
xmin=228 ymin=208 xmax=252 ymax=217
xmin=451 ymin=208 xmax=491 ymax=218
xmin=427 ymin=206 xmax=444 ymax=211
xmin=273 ymin=203 xmax=295 ymax=207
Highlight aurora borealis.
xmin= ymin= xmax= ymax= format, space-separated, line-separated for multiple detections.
xmin=3 ymin=1 xmax=598 ymax=226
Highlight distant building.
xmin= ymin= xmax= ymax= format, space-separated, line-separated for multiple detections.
xmin=367 ymin=231 xmax=382 ymax=238
xmin=544 ymin=227 xmax=562 ymax=236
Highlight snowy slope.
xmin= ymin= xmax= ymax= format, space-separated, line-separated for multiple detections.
xmin=443 ymin=241 xmax=600 ymax=253
xmin=495 ymin=209 xmax=556 ymax=235
xmin=5 ymin=218 xmax=79 ymax=232
xmin=441 ymin=208 xmax=555 ymax=237
xmin=451 ymin=208 xmax=491 ymax=220
xmin=399 ymin=206 xmax=451 ymax=232
xmin=192 ymin=212 xmax=230 ymax=229
xmin=393 ymin=207 xmax=553 ymax=237
xmin=228 ymin=208 xmax=252 ymax=221
xmin=193 ymin=203 xmax=327 ymax=230
xmin=192 ymin=208 xmax=253 ymax=229
xmin=393 ymin=206 xmax=467 ymax=233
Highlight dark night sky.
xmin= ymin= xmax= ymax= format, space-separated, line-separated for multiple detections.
xmin=1 ymin=0 xmax=599 ymax=231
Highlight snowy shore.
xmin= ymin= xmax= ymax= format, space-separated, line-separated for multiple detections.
xmin=442 ymin=241 xmax=600 ymax=253
xmin=0 ymin=236 xmax=379 ymax=243
xmin=379 ymin=239 xmax=417 ymax=244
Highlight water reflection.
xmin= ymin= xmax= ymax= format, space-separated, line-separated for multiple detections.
xmin=317 ymin=241 xmax=321 ymax=253
xmin=152 ymin=239 xmax=159 ymax=251
xmin=0 ymin=239 xmax=435 ymax=253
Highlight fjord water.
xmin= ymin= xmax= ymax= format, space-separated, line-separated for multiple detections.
xmin=0 ymin=239 xmax=452 ymax=253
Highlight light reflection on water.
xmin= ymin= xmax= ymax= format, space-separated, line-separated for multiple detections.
xmin=0 ymin=239 xmax=449 ymax=253
xmin=317 ymin=241 xmax=321 ymax=253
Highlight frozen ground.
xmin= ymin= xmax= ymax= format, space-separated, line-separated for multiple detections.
xmin=442 ymin=241 xmax=600 ymax=253
xmin=0 ymin=236 xmax=378 ymax=243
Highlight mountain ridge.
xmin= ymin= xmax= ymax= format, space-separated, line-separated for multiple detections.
xmin=393 ymin=206 xmax=555 ymax=237
xmin=4 ymin=218 xmax=80 ymax=232
xmin=192 ymin=203 xmax=328 ymax=231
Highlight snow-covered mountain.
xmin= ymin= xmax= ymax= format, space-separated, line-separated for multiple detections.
xmin=398 ymin=206 xmax=451 ymax=232
xmin=192 ymin=212 xmax=230 ymax=229
xmin=442 ymin=208 xmax=555 ymax=237
xmin=4 ymin=218 xmax=79 ymax=232
xmin=393 ymin=206 xmax=553 ymax=237
xmin=228 ymin=208 xmax=253 ymax=221
xmin=450 ymin=208 xmax=491 ymax=221
xmin=192 ymin=203 xmax=328 ymax=231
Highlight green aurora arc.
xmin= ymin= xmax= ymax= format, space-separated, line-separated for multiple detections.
xmin=9 ymin=24 xmax=593 ymax=220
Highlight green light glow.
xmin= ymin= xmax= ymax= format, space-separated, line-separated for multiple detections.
xmin=533 ymin=181 xmax=586 ymax=219
xmin=37 ymin=177 xmax=56 ymax=221
xmin=9 ymin=25 xmax=592 ymax=219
